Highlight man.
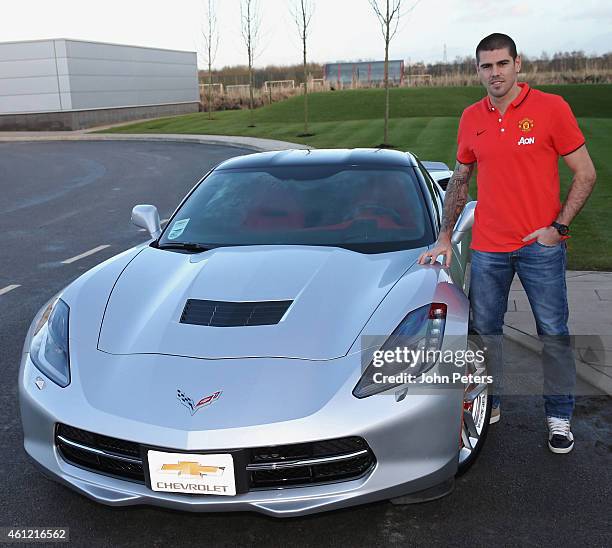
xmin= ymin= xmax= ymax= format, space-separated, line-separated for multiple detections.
xmin=418 ymin=33 xmax=596 ymax=453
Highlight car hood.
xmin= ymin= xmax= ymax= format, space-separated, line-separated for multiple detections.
xmin=97 ymin=244 xmax=423 ymax=360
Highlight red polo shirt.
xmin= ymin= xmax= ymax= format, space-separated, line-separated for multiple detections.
xmin=457 ymin=83 xmax=585 ymax=252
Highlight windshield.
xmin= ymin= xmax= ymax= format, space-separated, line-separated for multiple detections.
xmin=158 ymin=166 xmax=434 ymax=253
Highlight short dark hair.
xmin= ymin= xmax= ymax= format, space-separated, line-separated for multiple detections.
xmin=476 ymin=33 xmax=518 ymax=63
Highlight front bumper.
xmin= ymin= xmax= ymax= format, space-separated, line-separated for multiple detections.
xmin=20 ymin=354 xmax=462 ymax=517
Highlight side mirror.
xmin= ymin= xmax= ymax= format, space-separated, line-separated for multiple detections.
xmin=131 ymin=204 xmax=161 ymax=239
xmin=451 ymin=201 xmax=476 ymax=244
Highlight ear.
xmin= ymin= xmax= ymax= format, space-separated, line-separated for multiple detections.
xmin=515 ymin=54 xmax=522 ymax=74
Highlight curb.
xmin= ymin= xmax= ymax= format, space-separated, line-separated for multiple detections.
xmin=0 ymin=132 xmax=311 ymax=153
xmin=503 ymin=324 xmax=612 ymax=396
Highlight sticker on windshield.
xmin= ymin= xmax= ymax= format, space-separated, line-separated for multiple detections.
xmin=167 ymin=218 xmax=190 ymax=240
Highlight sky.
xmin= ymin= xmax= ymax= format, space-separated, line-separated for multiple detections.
xmin=1 ymin=0 xmax=610 ymax=68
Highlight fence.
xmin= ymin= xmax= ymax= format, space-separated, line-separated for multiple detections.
xmin=199 ymin=83 xmax=224 ymax=94
xmin=263 ymin=80 xmax=295 ymax=91
xmin=198 ymin=66 xmax=612 ymax=111
xmin=225 ymin=84 xmax=251 ymax=96
xmin=407 ymin=68 xmax=612 ymax=87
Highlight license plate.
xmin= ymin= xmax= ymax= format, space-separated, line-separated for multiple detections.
xmin=148 ymin=450 xmax=236 ymax=496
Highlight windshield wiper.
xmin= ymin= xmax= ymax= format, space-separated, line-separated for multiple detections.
xmin=156 ymin=242 xmax=215 ymax=252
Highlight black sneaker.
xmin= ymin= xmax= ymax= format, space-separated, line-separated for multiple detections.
xmin=546 ymin=416 xmax=574 ymax=454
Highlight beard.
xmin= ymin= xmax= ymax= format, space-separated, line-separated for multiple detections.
xmin=486 ymin=79 xmax=513 ymax=97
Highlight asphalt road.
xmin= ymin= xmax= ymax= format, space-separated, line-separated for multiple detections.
xmin=0 ymin=141 xmax=610 ymax=548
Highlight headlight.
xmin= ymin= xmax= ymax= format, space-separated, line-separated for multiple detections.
xmin=29 ymin=298 xmax=71 ymax=387
xmin=353 ymin=303 xmax=447 ymax=398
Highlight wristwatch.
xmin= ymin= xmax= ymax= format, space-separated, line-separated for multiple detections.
xmin=551 ymin=221 xmax=570 ymax=236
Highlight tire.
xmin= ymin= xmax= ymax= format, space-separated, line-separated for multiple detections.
xmin=457 ymin=333 xmax=492 ymax=475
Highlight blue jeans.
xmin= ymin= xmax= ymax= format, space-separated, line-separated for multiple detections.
xmin=470 ymin=241 xmax=576 ymax=419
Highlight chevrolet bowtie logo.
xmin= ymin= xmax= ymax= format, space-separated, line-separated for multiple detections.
xmin=160 ymin=461 xmax=225 ymax=477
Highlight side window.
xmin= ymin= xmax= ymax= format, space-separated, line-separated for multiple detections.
xmin=416 ymin=162 xmax=442 ymax=232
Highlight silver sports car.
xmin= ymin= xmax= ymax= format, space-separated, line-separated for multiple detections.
xmin=19 ymin=148 xmax=489 ymax=517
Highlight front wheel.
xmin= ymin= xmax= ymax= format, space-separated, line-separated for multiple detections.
xmin=457 ymin=335 xmax=492 ymax=475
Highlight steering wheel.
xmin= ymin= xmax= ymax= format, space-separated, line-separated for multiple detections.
xmin=351 ymin=203 xmax=403 ymax=225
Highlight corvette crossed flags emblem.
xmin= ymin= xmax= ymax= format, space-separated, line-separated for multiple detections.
xmin=177 ymin=389 xmax=222 ymax=415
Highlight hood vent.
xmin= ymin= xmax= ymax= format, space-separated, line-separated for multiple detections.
xmin=180 ymin=299 xmax=293 ymax=327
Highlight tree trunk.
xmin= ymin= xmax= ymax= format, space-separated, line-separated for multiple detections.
xmin=207 ymin=60 xmax=213 ymax=120
xmin=249 ymin=64 xmax=254 ymax=111
xmin=248 ymin=60 xmax=255 ymax=125
xmin=383 ymin=0 xmax=390 ymax=145
xmin=303 ymin=34 xmax=309 ymax=134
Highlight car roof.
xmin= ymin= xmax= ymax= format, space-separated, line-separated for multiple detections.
xmin=215 ymin=148 xmax=419 ymax=170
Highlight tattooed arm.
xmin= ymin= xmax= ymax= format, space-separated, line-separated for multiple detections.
xmin=418 ymin=161 xmax=475 ymax=267
xmin=440 ymin=161 xmax=475 ymax=235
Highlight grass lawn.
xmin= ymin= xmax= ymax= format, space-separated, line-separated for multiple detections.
xmin=105 ymin=85 xmax=612 ymax=270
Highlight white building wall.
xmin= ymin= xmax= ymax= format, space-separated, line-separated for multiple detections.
xmin=0 ymin=39 xmax=199 ymax=114
xmin=0 ymin=40 xmax=63 ymax=112
xmin=64 ymin=40 xmax=198 ymax=110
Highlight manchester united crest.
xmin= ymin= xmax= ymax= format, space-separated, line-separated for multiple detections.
xmin=518 ymin=118 xmax=534 ymax=132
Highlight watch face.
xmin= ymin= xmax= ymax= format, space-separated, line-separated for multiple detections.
xmin=553 ymin=223 xmax=569 ymax=235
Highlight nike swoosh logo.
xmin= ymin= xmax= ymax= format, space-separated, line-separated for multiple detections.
xmin=476 ymin=130 xmax=487 ymax=136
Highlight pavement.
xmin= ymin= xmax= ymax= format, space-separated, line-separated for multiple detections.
xmin=504 ymin=271 xmax=612 ymax=395
xmin=1 ymin=127 xmax=609 ymax=396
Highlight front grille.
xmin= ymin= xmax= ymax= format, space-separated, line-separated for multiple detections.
xmin=59 ymin=443 xmax=144 ymax=480
xmin=55 ymin=424 xmax=375 ymax=490
xmin=55 ymin=424 xmax=144 ymax=483
xmin=57 ymin=424 xmax=140 ymax=457
xmin=247 ymin=437 xmax=374 ymax=489
xmin=180 ymin=299 xmax=292 ymax=327
xmin=251 ymin=437 xmax=369 ymax=462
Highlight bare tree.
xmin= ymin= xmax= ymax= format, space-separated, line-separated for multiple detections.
xmin=291 ymin=0 xmax=314 ymax=136
xmin=240 ymin=0 xmax=262 ymax=124
xmin=369 ymin=0 xmax=419 ymax=146
xmin=202 ymin=0 xmax=219 ymax=120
